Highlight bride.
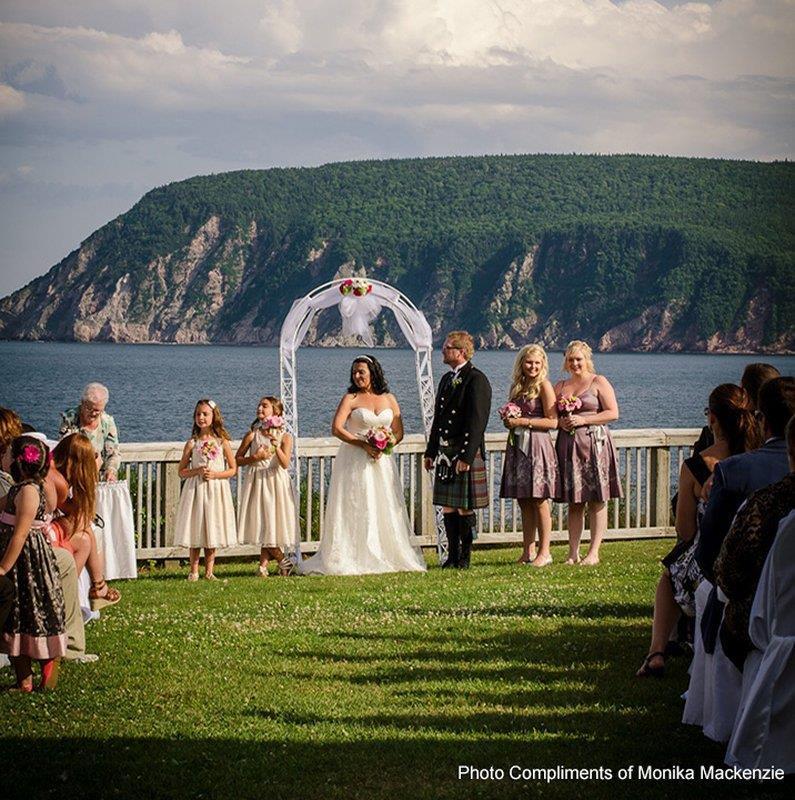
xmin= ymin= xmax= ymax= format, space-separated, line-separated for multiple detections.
xmin=297 ymin=355 xmax=426 ymax=575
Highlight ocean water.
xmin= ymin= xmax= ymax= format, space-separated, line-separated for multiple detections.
xmin=0 ymin=341 xmax=793 ymax=442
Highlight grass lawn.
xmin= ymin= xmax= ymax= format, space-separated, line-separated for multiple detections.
xmin=2 ymin=541 xmax=789 ymax=799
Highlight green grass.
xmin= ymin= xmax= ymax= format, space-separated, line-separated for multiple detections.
xmin=2 ymin=542 xmax=789 ymax=799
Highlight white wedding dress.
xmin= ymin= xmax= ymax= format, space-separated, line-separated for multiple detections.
xmin=297 ymin=408 xmax=427 ymax=575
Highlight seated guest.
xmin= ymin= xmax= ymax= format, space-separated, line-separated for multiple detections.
xmin=52 ymin=433 xmax=120 ymax=610
xmin=684 ymin=377 xmax=794 ymax=741
xmin=691 ymin=363 xmax=780 ymax=456
xmin=725 ymin=508 xmax=795 ymax=772
xmin=715 ymin=416 xmax=795 ymax=671
xmin=637 ymin=385 xmax=759 ymax=677
xmin=696 ymin=377 xmax=794 ymax=591
xmin=741 ymin=363 xmax=782 ymax=412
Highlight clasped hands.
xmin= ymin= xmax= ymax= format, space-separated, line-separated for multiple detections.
xmin=558 ymin=414 xmax=582 ymax=432
xmin=423 ymin=456 xmax=470 ymax=473
xmin=363 ymin=442 xmax=383 ymax=460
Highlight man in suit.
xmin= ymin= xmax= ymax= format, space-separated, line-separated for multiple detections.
xmin=696 ymin=376 xmax=795 ymax=651
xmin=424 ymin=331 xmax=492 ymax=568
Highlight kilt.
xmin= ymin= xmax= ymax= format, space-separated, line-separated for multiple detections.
xmin=432 ymin=449 xmax=488 ymax=510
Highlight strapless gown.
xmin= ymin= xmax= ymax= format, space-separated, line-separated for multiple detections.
xmin=297 ymin=407 xmax=426 ymax=575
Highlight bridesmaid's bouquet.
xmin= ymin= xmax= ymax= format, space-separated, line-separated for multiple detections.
xmin=199 ymin=438 xmax=220 ymax=465
xmin=364 ymin=425 xmax=397 ymax=455
xmin=261 ymin=415 xmax=284 ymax=432
xmin=557 ymin=394 xmax=582 ymax=436
xmin=498 ymin=402 xmax=522 ymax=445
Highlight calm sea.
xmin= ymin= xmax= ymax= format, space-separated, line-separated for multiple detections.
xmin=1 ymin=342 xmax=793 ymax=442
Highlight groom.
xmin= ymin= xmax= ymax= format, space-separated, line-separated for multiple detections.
xmin=424 ymin=331 xmax=492 ymax=568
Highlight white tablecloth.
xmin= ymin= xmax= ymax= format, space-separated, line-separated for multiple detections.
xmin=95 ymin=480 xmax=137 ymax=580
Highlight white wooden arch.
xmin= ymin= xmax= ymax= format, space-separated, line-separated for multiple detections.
xmin=279 ymin=277 xmax=444 ymax=559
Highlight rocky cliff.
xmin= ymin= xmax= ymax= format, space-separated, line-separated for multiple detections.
xmin=1 ymin=155 xmax=792 ymax=352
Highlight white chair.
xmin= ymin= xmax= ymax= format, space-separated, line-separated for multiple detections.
xmin=726 ymin=510 xmax=795 ymax=772
xmin=682 ymin=579 xmax=743 ymax=742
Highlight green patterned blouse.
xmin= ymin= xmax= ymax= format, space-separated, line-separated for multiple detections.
xmin=59 ymin=408 xmax=122 ymax=479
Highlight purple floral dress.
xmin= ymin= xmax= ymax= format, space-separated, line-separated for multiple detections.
xmin=554 ymin=385 xmax=622 ymax=503
xmin=499 ymin=396 xmax=557 ymax=499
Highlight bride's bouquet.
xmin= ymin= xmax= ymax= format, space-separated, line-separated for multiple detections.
xmin=556 ymin=394 xmax=582 ymax=436
xmin=364 ymin=425 xmax=397 ymax=456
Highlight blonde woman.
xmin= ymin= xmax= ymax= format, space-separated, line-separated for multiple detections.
xmin=554 ymin=341 xmax=621 ymax=565
xmin=499 ymin=345 xmax=558 ymax=566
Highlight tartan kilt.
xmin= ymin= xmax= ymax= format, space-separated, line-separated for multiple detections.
xmin=432 ymin=450 xmax=488 ymax=510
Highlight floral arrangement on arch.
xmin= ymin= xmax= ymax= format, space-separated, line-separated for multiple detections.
xmin=339 ymin=278 xmax=373 ymax=297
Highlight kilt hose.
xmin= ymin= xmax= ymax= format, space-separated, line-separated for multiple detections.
xmin=432 ymin=449 xmax=488 ymax=510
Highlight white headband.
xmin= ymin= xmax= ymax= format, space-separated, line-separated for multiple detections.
xmin=355 ymin=355 xmax=373 ymax=364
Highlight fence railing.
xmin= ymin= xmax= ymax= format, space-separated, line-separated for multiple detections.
xmin=119 ymin=428 xmax=699 ymax=560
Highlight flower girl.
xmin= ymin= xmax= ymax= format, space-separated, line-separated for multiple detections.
xmin=236 ymin=396 xmax=298 ymax=577
xmin=174 ymin=399 xmax=237 ymax=580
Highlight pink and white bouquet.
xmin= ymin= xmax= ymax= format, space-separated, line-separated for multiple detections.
xmin=498 ymin=402 xmax=522 ymax=422
xmin=199 ymin=439 xmax=220 ymax=465
xmin=498 ymin=402 xmax=522 ymax=444
xmin=261 ymin=415 xmax=284 ymax=432
xmin=364 ymin=425 xmax=397 ymax=455
xmin=557 ymin=394 xmax=582 ymax=436
xmin=339 ymin=277 xmax=373 ymax=297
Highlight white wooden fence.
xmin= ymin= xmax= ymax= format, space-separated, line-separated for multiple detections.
xmin=119 ymin=428 xmax=699 ymax=560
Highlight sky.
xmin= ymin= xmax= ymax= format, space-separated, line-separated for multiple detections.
xmin=1 ymin=0 xmax=793 ymax=297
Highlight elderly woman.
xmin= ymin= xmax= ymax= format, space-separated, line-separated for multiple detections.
xmin=59 ymin=383 xmax=136 ymax=580
xmin=59 ymin=383 xmax=121 ymax=482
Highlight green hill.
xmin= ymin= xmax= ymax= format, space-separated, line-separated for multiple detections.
xmin=1 ymin=154 xmax=793 ymax=351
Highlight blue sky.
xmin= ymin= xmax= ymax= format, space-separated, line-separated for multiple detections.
xmin=1 ymin=0 xmax=793 ymax=297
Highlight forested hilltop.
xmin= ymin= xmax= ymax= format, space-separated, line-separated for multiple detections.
xmin=1 ymin=154 xmax=793 ymax=352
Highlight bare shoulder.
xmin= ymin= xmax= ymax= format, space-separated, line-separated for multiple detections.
xmin=386 ymin=392 xmax=401 ymax=411
xmin=592 ymin=374 xmax=614 ymax=392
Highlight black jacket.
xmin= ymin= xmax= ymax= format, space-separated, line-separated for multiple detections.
xmin=424 ymin=361 xmax=492 ymax=465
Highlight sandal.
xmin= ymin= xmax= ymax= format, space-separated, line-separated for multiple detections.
xmin=186 ymin=572 xmax=199 ymax=582
xmin=89 ymin=579 xmax=121 ymax=610
xmin=257 ymin=565 xmax=269 ymax=578
xmin=204 ymin=573 xmax=218 ymax=581
xmin=636 ymin=651 xmax=666 ymax=678
xmin=278 ymin=557 xmax=295 ymax=577
xmin=38 ymin=658 xmax=60 ymax=692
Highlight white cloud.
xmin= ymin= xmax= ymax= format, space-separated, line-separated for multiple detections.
xmin=0 ymin=1 xmax=793 ymax=294
xmin=0 ymin=83 xmax=26 ymax=115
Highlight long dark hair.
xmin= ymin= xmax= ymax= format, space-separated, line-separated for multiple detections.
xmin=708 ymin=383 xmax=760 ymax=455
xmin=347 ymin=355 xmax=389 ymax=395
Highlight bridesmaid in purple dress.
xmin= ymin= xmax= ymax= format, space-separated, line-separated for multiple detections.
xmin=499 ymin=345 xmax=558 ymax=567
xmin=554 ymin=340 xmax=622 ymax=565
